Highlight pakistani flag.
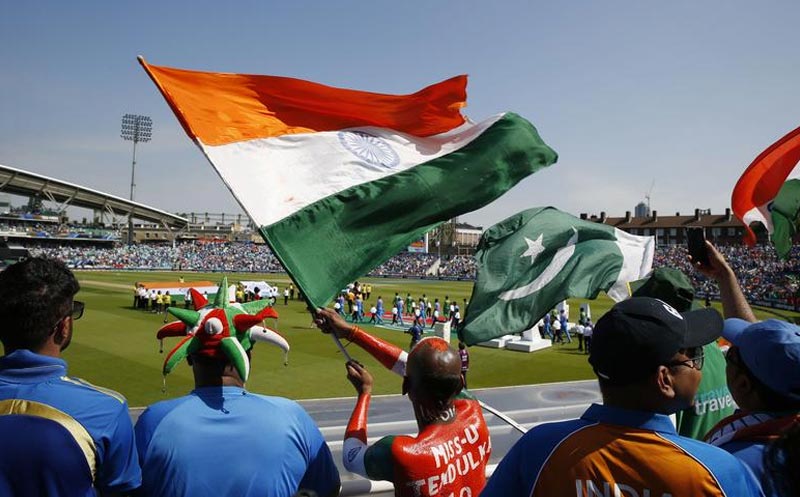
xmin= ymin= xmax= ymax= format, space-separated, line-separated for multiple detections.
xmin=140 ymin=58 xmax=558 ymax=308
xmin=459 ymin=207 xmax=654 ymax=346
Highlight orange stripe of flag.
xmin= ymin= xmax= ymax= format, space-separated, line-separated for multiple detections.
xmin=138 ymin=57 xmax=468 ymax=146
xmin=731 ymin=125 xmax=800 ymax=245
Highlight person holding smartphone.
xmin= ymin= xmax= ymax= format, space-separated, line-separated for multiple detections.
xmin=689 ymin=240 xmax=800 ymax=496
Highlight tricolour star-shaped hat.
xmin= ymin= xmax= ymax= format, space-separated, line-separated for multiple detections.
xmin=156 ymin=276 xmax=289 ymax=382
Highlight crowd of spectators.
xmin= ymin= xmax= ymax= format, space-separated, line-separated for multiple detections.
xmin=4 ymin=242 xmax=800 ymax=496
xmin=25 ymin=241 xmax=800 ymax=308
xmin=366 ymin=252 xmax=438 ymax=277
xmin=655 ymin=244 xmax=800 ymax=306
xmin=437 ymin=255 xmax=476 ymax=278
xmin=0 ymin=222 xmax=119 ymax=240
xmin=29 ymin=242 xmax=283 ymax=272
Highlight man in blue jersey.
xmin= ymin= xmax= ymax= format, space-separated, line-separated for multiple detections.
xmin=135 ymin=327 xmax=340 ymax=497
xmin=406 ymin=322 xmax=423 ymax=351
xmin=704 ymin=318 xmax=800 ymax=495
xmin=482 ymin=297 xmax=764 ymax=497
xmin=0 ymin=257 xmax=141 ymax=496
xmin=375 ymin=296 xmax=384 ymax=324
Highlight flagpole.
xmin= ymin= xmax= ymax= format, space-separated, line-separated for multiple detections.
xmin=305 ymin=303 xmax=355 ymax=362
xmin=478 ymin=400 xmax=527 ymax=434
xmin=330 ymin=333 xmax=354 ymax=362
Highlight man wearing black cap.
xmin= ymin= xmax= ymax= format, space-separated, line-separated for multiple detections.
xmin=482 ymin=297 xmax=763 ymax=497
xmin=630 ymin=267 xmax=735 ymax=440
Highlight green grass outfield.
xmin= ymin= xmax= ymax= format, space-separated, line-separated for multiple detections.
xmin=66 ymin=270 xmax=800 ymax=407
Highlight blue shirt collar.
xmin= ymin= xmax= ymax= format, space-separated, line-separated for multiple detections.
xmin=0 ymin=349 xmax=67 ymax=382
xmin=581 ymin=403 xmax=678 ymax=435
xmin=191 ymin=385 xmax=247 ymax=398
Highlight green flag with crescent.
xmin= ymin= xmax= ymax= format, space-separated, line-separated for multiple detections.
xmin=458 ymin=207 xmax=655 ymax=345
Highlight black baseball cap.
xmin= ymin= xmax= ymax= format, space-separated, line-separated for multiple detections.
xmin=589 ymin=297 xmax=723 ymax=385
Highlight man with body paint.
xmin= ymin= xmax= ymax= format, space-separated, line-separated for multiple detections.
xmin=314 ymin=308 xmax=490 ymax=497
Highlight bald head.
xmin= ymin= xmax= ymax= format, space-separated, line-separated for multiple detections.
xmin=406 ymin=338 xmax=463 ymax=405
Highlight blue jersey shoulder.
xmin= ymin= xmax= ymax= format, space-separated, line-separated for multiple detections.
xmin=58 ymin=375 xmax=128 ymax=405
xmin=660 ymin=432 xmax=763 ymax=493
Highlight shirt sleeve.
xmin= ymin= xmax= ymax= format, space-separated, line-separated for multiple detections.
xmin=133 ymin=407 xmax=156 ymax=467
xmin=364 ymin=436 xmax=397 ymax=482
xmin=96 ymin=401 xmax=142 ymax=494
xmin=297 ymin=406 xmax=342 ymax=497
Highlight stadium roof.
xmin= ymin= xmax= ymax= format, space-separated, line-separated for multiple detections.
xmin=0 ymin=164 xmax=188 ymax=228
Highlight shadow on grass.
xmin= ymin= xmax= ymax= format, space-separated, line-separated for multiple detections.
xmin=554 ymin=345 xmax=588 ymax=356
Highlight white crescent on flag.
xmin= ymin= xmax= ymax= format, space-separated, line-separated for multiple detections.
xmin=499 ymin=228 xmax=579 ymax=301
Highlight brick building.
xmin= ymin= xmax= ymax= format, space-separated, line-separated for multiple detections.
xmin=580 ymin=208 xmax=768 ymax=246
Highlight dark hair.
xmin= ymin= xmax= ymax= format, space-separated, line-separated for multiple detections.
xmin=763 ymin=422 xmax=800 ymax=497
xmin=0 ymin=257 xmax=79 ymax=351
xmin=189 ymin=349 xmax=252 ymax=377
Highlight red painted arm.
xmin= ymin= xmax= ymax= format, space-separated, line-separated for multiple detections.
xmin=348 ymin=326 xmax=408 ymax=376
xmin=345 ymin=393 xmax=371 ymax=443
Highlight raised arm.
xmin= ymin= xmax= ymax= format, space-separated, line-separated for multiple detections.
xmin=342 ymin=361 xmax=372 ymax=478
xmin=340 ymin=361 xmax=397 ymax=483
xmin=692 ymin=241 xmax=757 ymax=322
xmin=315 ymin=308 xmax=407 ymax=376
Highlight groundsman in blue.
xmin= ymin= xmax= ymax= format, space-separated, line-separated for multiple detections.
xmin=0 ymin=257 xmax=141 ymax=496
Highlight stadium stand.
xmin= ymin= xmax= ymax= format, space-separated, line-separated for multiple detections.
xmin=25 ymin=241 xmax=800 ymax=311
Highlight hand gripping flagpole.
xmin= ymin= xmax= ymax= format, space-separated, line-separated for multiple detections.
xmin=306 ymin=304 xmax=354 ymax=362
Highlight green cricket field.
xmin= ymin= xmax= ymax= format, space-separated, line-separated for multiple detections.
xmin=66 ymin=271 xmax=800 ymax=407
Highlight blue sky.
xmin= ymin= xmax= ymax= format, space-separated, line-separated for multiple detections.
xmin=2 ymin=1 xmax=799 ymax=228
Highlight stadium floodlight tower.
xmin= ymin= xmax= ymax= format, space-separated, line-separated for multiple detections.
xmin=120 ymin=114 xmax=152 ymax=245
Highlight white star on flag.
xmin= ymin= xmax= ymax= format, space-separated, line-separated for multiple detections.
xmin=520 ymin=234 xmax=545 ymax=264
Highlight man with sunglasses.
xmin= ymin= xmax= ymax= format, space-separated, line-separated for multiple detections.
xmin=0 ymin=257 xmax=141 ymax=496
xmin=630 ymin=267 xmax=735 ymax=440
xmin=482 ymin=297 xmax=763 ymax=497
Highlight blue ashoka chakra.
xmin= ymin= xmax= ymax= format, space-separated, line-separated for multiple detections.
xmin=338 ymin=131 xmax=400 ymax=169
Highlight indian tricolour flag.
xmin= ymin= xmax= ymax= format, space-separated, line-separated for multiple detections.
xmin=732 ymin=124 xmax=800 ymax=258
xmin=139 ymin=57 xmax=558 ymax=307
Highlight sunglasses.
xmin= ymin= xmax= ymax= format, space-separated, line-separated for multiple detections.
xmin=69 ymin=300 xmax=85 ymax=321
xmin=665 ymin=348 xmax=705 ymax=371
xmin=52 ymin=300 xmax=84 ymax=331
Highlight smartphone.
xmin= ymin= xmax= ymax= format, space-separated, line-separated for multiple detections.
xmin=686 ymin=227 xmax=709 ymax=266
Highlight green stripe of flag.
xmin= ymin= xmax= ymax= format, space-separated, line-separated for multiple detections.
xmin=458 ymin=206 xmax=654 ymax=345
xmin=261 ymin=113 xmax=558 ymax=308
